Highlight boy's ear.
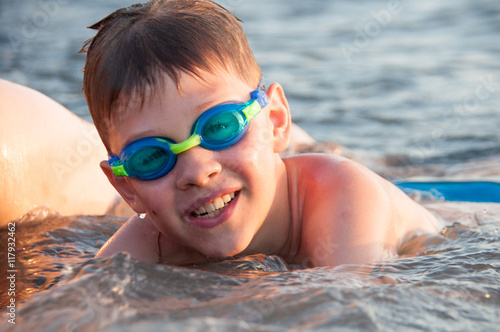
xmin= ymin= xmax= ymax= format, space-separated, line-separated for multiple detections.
xmin=266 ymin=82 xmax=291 ymax=153
xmin=100 ymin=160 xmax=146 ymax=213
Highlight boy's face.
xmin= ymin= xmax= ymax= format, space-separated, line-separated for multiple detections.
xmin=106 ymin=70 xmax=288 ymax=258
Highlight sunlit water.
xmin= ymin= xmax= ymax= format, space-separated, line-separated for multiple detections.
xmin=1 ymin=202 xmax=499 ymax=331
xmin=1 ymin=0 xmax=500 ymax=330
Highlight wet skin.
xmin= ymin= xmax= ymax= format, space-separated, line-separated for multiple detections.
xmin=0 ymin=79 xmax=118 ymax=225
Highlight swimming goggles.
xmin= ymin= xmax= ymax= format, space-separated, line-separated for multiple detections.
xmin=108 ymin=88 xmax=269 ymax=180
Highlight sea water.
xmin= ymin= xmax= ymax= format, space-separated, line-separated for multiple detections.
xmin=0 ymin=202 xmax=499 ymax=331
xmin=1 ymin=0 xmax=500 ymax=330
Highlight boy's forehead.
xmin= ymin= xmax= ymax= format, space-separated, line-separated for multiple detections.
xmin=108 ymin=70 xmax=257 ymax=151
xmin=116 ymin=70 xmax=253 ymax=112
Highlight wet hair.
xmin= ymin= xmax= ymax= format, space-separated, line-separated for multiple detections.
xmin=80 ymin=0 xmax=262 ymax=151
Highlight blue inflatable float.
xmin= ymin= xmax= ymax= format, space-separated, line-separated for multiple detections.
xmin=395 ymin=181 xmax=500 ymax=203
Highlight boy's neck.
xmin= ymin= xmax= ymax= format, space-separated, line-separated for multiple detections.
xmin=276 ymin=157 xmax=303 ymax=261
xmin=240 ymin=158 xmax=294 ymax=257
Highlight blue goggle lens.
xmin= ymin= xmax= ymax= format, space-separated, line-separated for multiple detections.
xmin=129 ymin=146 xmax=170 ymax=176
xmin=201 ymin=111 xmax=245 ymax=144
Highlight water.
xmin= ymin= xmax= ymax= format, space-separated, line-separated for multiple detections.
xmin=1 ymin=0 xmax=500 ymax=330
xmin=1 ymin=203 xmax=499 ymax=331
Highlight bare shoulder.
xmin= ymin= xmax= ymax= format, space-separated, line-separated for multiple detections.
xmin=95 ymin=215 xmax=160 ymax=264
xmin=287 ymin=153 xmax=394 ymax=219
xmin=283 ymin=153 xmax=438 ymax=266
xmin=284 ymin=153 xmax=387 ymax=193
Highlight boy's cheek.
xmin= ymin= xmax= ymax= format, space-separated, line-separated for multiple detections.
xmin=254 ymin=125 xmax=275 ymax=150
xmin=130 ymin=179 xmax=174 ymax=208
xmin=222 ymin=145 xmax=275 ymax=183
xmin=237 ymin=126 xmax=277 ymax=169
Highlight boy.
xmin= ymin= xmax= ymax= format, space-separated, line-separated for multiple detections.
xmin=83 ymin=0 xmax=440 ymax=267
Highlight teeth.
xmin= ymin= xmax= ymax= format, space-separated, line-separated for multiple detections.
xmin=192 ymin=192 xmax=236 ymax=218
xmin=214 ymin=197 xmax=224 ymax=209
xmin=205 ymin=203 xmax=216 ymax=213
xmin=195 ymin=206 xmax=206 ymax=215
xmin=222 ymin=194 xmax=231 ymax=203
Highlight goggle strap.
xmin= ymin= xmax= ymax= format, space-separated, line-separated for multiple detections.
xmin=244 ymin=90 xmax=269 ymax=119
xmin=108 ymin=155 xmax=129 ymax=177
xmin=252 ymin=90 xmax=269 ymax=109
xmin=111 ymin=164 xmax=129 ymax=177
xmin=257 ymin=76 xmax=266 ymax=91
xmin=243 ymin=101 xmax=260 ymax=120
xmin=169 ymin=133 xmax=201 ymax=154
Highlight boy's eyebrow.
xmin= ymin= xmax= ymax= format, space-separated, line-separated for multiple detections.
xmin=182 ymin=90 xmax=247 ymax=117
xmin=193 ymin=97 xmax=242 ymax=114
xmin=121 ymin=96 xmax=246 ymax=146
xmin=125 ymin=130 xmax=162 ymax=146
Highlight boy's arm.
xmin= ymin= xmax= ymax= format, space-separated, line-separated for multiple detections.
xmin=95 ymin=215 xmax=160 ymax=264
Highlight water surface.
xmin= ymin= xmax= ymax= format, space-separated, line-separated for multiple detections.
xmin=1 ymin=202 xmax=499 ymax=331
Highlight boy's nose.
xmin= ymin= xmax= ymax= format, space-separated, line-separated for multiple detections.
xmin=175 ymin=147 xmax=222 ymax=189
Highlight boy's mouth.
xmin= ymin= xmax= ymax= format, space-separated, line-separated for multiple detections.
xmin=190 ymin=192 xmax=237 ymax=218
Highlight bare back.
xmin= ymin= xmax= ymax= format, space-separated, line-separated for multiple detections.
xmin=0 ymin=79 xmax=119 ymax=225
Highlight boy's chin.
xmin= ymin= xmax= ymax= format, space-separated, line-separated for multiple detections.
xmin=201 ymin=239 xmax=250 ymax=260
